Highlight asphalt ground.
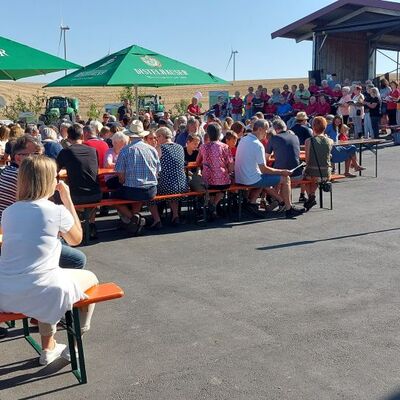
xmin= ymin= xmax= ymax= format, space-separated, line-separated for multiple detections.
xmin=1 ymin=143 xmax=400 ymax=400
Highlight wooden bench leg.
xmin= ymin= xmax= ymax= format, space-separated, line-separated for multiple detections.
xmin=5 ymin=320 xmax=15 ymax=328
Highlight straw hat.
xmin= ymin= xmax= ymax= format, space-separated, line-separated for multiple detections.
xmin=295 ymin=111 xmax=308 ymax=121
xmin=127 ymin=120 xmax=149 ymax=137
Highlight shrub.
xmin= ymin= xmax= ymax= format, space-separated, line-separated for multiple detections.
xmin=0 ymin=90 xmax=47 ymax=121
xmin=172 ymin=99 xmax=189 ymax=118
xmin=87 ymin=101 xmax=101 ymax=120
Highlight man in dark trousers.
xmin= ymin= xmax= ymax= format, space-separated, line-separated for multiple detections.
xmin=117 ymin=99 xmax=133 ymax=121
xmin=57 ymin=124 xmax=102 ymax=239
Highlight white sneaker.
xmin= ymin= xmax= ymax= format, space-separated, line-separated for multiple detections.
xmin=39 ymin=342 xmax=67 ymax=366
xmin=60 ymin=345 xmax=78 ymax=363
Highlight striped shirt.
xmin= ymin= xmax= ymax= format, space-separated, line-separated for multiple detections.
xmin=0 ymin=163 xmax=18 ymax=221
xmin=115 ymin=139 xmax=160 ymax=188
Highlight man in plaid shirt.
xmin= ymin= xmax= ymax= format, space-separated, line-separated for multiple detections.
xmin=114 ymin=120 xmax=160 ymax=234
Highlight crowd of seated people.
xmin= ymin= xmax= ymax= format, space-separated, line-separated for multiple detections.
xmin=0 ymin=76 xmax=395 ymax=347
xmin=0 ymin=75 xmax=391 ymax=241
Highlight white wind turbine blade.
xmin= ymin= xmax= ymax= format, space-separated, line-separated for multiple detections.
xmin=225 ymin=51 xmax=233 ymax=72
xmin=57 ymin=22 xmax=63 ymax=56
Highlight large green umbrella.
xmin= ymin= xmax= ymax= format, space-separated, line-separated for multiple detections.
xmin=0 ymin=36 xmax=81 ymax=80
xmin=46 ymin=44 xmax=227 ymax=88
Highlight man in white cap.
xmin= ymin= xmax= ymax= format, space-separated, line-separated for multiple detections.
xmin=113 ymin=120 xmax=160 ymax=235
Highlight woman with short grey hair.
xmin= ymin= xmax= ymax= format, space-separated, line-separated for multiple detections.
xmin=364 ymin=87 xmax=381 ymax=139
xmin=337 ymin=86 xmax=352 ymax=124
xmin=41 ymin=127 xmax=63 ymax=159
xmin=104 ymin=132 xmax=129 ymax=189
xmin=148 ymin=127 xmax=188 ymax=229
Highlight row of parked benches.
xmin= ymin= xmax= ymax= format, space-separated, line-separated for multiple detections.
xmin=75 ymin=175 xmax=346 ymax=244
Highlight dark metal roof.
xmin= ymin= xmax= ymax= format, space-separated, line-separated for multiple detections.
xmin=271 ymin=0 xmax=400 ymax=51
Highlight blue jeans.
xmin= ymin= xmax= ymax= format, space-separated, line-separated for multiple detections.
xmin=0 ymin=240 xmax=86 ymax=270
xmin=245 ymin=108 xmax=253 ymax=120
xmin=60 ymin=243 xmax=86 ymax=269
xmin=251 ymin=174 xmax=281 ymax=188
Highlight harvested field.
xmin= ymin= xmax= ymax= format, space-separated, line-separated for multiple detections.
xmin=0 ymin=77 xmax=307 ymax=118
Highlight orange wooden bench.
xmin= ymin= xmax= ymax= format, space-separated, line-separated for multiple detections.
xmin=74 ymin=190 xmax=224 ymax=243
xmin=74 ymin=174 xmax=348 ymax=240
xmin=227 ymin=174 xmax=346 ymax=218
xmin=0 ymin=282 xmax=124 ymax=384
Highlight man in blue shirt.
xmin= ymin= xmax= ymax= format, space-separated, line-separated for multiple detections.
xmin=114 ymin=120 xmax=160 ymax=234
xmin=276 ymin=96 xmax=293 ymax=122
xmin=291 ymin=112 xmax=313 ymax=145
xmin=265 ymin=118 xmax=305 ymax=216
xmin=175 ymin=118 xmax=198 ymax=147
xmin=266 ymin=119 xmax=302 ymax=177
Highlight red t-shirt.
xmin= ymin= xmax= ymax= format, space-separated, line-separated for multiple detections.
xmin=84 ymin=138 xmax=109 ymax=167
xmin=321 ymin=86 xmax=334 ymax=97
xmin=315 ymin=102 xmax=331 ymax=116
xmin=387 ymin=88 xmax=400 ymax=110
xmin=292 ymin=102 xmax=306 ymax=112
xmin=230 ymin=97 xmax=243 ymax=114
xmin=308 ymin=85 xmax=320 ymax=95
xmin=264 ymin=103 xmax=276 ymax=114
xmin=187 ymin=103 xmax=201 ymax=115
xmin=305 ymin=103 xmax=318 ymax=116
xmin=332 ymin=90 xmax=342 ymax=101
xmin=260 ymin=93 xmax=270 ymax=102
xmin=244 ymin=93 xmax=255 ymax=110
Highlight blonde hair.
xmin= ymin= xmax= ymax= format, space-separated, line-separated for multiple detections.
xmin=0 ymin=125 xmax=10 ymax=141
xmin=340 ymin=124 xmax=350 ymax=133
xmin=17 ymin=155 xmax=56 ymax=201
xmin=9 ymin=124 xmax=24 ymax=140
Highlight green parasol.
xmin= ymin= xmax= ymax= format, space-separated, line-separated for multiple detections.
xmin=0 ymin=36 xmax=81 ymax=80
xmin=45 ymin=44 xmax=227 ymax=88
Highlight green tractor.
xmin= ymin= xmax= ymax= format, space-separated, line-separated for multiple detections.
xmin=138 ymin=94 xmax=165 ymax=117
xmin=40 ymin=96 xmax=79 ymax=124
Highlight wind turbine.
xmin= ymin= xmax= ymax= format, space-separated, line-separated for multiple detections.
xmin=58 ymin=21 xmax=70 ymax=75
xmin=225 ymin=49 xmax=238 ymax=82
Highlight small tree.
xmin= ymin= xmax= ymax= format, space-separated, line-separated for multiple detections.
xmin=118 ymin=86 xmax=135 ymax=103
xmin=0 ymin=90 xmax=47 ymax=121
xmin=0 ymin=95 xmax=28 ymax=121
xmin=28 ymin=90 xmax=47 ymax=118
xmin=172 ymin=99 xmax=189 ymax=117
xmin=87 ymin=101 xmax=101 ymax=120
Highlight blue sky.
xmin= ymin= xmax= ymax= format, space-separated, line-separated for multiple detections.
xmin=2 ymin=0 xmax=399 ymax=83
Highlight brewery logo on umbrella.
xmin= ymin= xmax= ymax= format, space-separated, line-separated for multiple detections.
xmin=140 ymin=55 xmax=162 ymax=68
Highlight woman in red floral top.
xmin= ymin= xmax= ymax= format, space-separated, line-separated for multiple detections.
xmin=196 ymin=123 xmax=234 ymax=218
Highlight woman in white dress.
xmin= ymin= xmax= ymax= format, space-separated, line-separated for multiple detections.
xmin=0 ymin=155 xmax=98 ymax=366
